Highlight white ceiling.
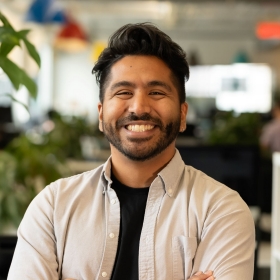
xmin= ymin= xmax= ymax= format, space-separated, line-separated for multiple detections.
xmin=2 ymin=0 xmax=280 ymax=41
xmin=56 ymin=1 xmax=280 ymax=41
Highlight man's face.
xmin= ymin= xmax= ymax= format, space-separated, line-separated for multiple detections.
xmin=98 ymin=55 xmax=188 ymax=161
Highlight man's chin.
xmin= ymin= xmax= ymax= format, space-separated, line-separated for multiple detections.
xmin=118 ymin=151 xmax=159 ymax=162
xmin=126 ymin=136 xmax=153 ymax=143
xmin=115 ymin=143 xmax=165 ymax=162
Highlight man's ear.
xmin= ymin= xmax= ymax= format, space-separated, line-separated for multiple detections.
xmin=97 ymin=102 xmax=103 ymax=132
xmin=180 ymin=102 xmax=188 ymax=132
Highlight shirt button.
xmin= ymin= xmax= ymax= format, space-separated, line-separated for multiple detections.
xmin=109 ymin=233 xmax=115 ymax=238
xmin=102 ymin=271 xmax=107 ymax=277
xmin=111 ymin=199 xmax=116 ymax=204
xmin=168 ymin=188 xmax=173 ymax=195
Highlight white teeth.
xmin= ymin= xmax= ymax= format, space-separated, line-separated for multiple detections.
xmin=127 ymin=124 xmax=154 ymax=132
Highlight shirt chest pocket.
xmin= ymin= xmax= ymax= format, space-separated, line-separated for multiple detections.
xmin=172 ymin=236 xmax=197 ymax=280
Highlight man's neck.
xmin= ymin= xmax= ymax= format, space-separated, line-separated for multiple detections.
xmin=110 ymin=146 xmax=176 ymax=188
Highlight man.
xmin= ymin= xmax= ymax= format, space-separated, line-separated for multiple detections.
xmin=8 ymin=23 xmax=255 ymax=280
xmin=259 ymin=99 xmax=280 ymax=213
xmin=260 ymin=98 xmax=280 ymax=153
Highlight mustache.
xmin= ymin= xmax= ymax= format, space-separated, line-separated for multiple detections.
xmin=116 ymin=113 xmax=163 ymax=129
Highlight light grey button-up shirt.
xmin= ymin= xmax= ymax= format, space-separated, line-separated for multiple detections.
xmin=8 ymin=150 xmax=255 ymax=280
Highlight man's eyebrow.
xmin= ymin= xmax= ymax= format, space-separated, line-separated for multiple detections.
xmin=147 ymin=81 xmax=172 ymax=92
xmin=110 ymin=80 xmax=172 ymax=92
xmin=110 ymin=81 xmax=136 ymax=91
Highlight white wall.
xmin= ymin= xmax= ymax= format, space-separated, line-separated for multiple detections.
xmin=53 ymin=49 xmax=100 ymax=123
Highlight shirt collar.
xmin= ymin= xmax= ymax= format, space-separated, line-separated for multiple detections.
xmin=101 ymin=156 xmax=113 ymax=193
xmin=158 ymin=149 xmax=185 ymax=198
xmin=100 ymin=149 xmax=185 ymax=197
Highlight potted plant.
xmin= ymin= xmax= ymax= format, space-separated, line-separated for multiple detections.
xmin=0 ymin=11 xmax=41 ymax=232
xmin=0 ymin=11 xmax=40 ymax=103
xmin=207 ymin=111 xmax=262 ymax=146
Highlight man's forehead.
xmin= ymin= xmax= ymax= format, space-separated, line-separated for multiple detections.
xmin=107 ymin=55 xmax=173 ymax=82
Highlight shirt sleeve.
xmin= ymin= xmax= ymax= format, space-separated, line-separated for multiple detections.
xmin=192 ymin=190 xmax=255 ymax=280
xmin=7 ymin=185 xmax=59 ymax=280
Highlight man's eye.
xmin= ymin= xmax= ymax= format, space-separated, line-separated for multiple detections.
xmin=115 ymin=91 xmax=133 ymax=99
xmin=116 ymin=91 xmax=132 ymax=95
xmin=150 ymin=91 xmax=165 ymax=95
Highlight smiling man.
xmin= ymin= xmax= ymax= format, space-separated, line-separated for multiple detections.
xmin=98 ymin=55 xmax=187 ymax=187
xmin=8 ymin=23 xmax=255 ymax=280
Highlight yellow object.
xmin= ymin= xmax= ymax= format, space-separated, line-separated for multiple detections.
xmin=91 ymin=41 xmax=107 ymax=62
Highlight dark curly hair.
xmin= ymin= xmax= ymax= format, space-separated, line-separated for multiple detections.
xmin=92 ymin=23 xmax=189 ymax=104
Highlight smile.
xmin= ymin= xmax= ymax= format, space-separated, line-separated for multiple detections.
xmin=126 ymin=124 xmax=154 ymax=132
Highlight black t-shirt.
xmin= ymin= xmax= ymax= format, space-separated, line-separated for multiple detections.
xmin=110 ymin=173 xmax=149 ymax=280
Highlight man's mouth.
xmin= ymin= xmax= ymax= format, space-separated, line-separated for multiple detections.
xmin=126 ymin=124 xmax=155 ymax=132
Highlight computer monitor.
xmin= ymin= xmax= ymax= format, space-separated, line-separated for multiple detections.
xmin=185 ymin=63 xmax=273 ymax=114
xmin=176 ymin=145 xmax=260 ymax=206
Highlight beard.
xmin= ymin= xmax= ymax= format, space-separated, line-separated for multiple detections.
xmin=102 ymin=112 xmax=181 ymax=161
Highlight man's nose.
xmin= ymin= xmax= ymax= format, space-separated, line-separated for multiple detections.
xmin=128 ymin=93 xmax=151 ymax=115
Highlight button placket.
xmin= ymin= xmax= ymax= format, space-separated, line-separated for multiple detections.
xmin=98 ymin=190 xmax=120 ymax=280
xmin=139 ymin=178 xmax=165 ymax=280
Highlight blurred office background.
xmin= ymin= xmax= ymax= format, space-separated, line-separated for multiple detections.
xmin=1 ymin=0 xmax=280 ymax=279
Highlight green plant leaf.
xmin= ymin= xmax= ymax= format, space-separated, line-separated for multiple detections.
xmin=20 ymin=70 xmax=37 ymax=99
xmin=0 ymin=56 xmax=20 ymax=90
xmin=0 ymin=42 xmax=16 ymax=56
xmin=0 ymin=27 xmax=20 ymax=56
xmin=0 ymin=13 xmax=20 ymax=56
xmin=0 ymin=12 xmax=13 ymax=28
xmin=18 ymin=30 xmax=41 ymax=67
xmin=1 ymin=93 xmax=29 ymax=112
xmin=0 ymin=26 xmax=20 ymax=44
xmin=0 ymin=56 xmax=37 ymax=98
xmin=18 ymin=29 xmax=29 ymax=37
xmin=5 ymin=194 xmax=21 ymax=226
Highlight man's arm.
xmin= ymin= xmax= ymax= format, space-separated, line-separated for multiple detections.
xmin=8 ymin=185 xmax=59 ymax=279
xmin=63 ymin=271 xmax=215 ymax=280
xmin=191 ymin=189 xmax=255 ymax=279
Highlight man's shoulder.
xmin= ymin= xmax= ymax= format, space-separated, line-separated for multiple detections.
xmin=25 ymin=162 xmax=108 ymax=219
xmin=184 ymin=164 xmax=226 ymax=187
xmin=184 ymin=165 xmax=253 ymax=229
xmin=168 ymin=150 xmax=239 ymax=198
xmin=56 ymin=164 xmax=104 ymax=187
xmin=38 ymin=162 xmax=108 ymax=205
xmin=184 ymin=164 xmax=244 ymax=204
